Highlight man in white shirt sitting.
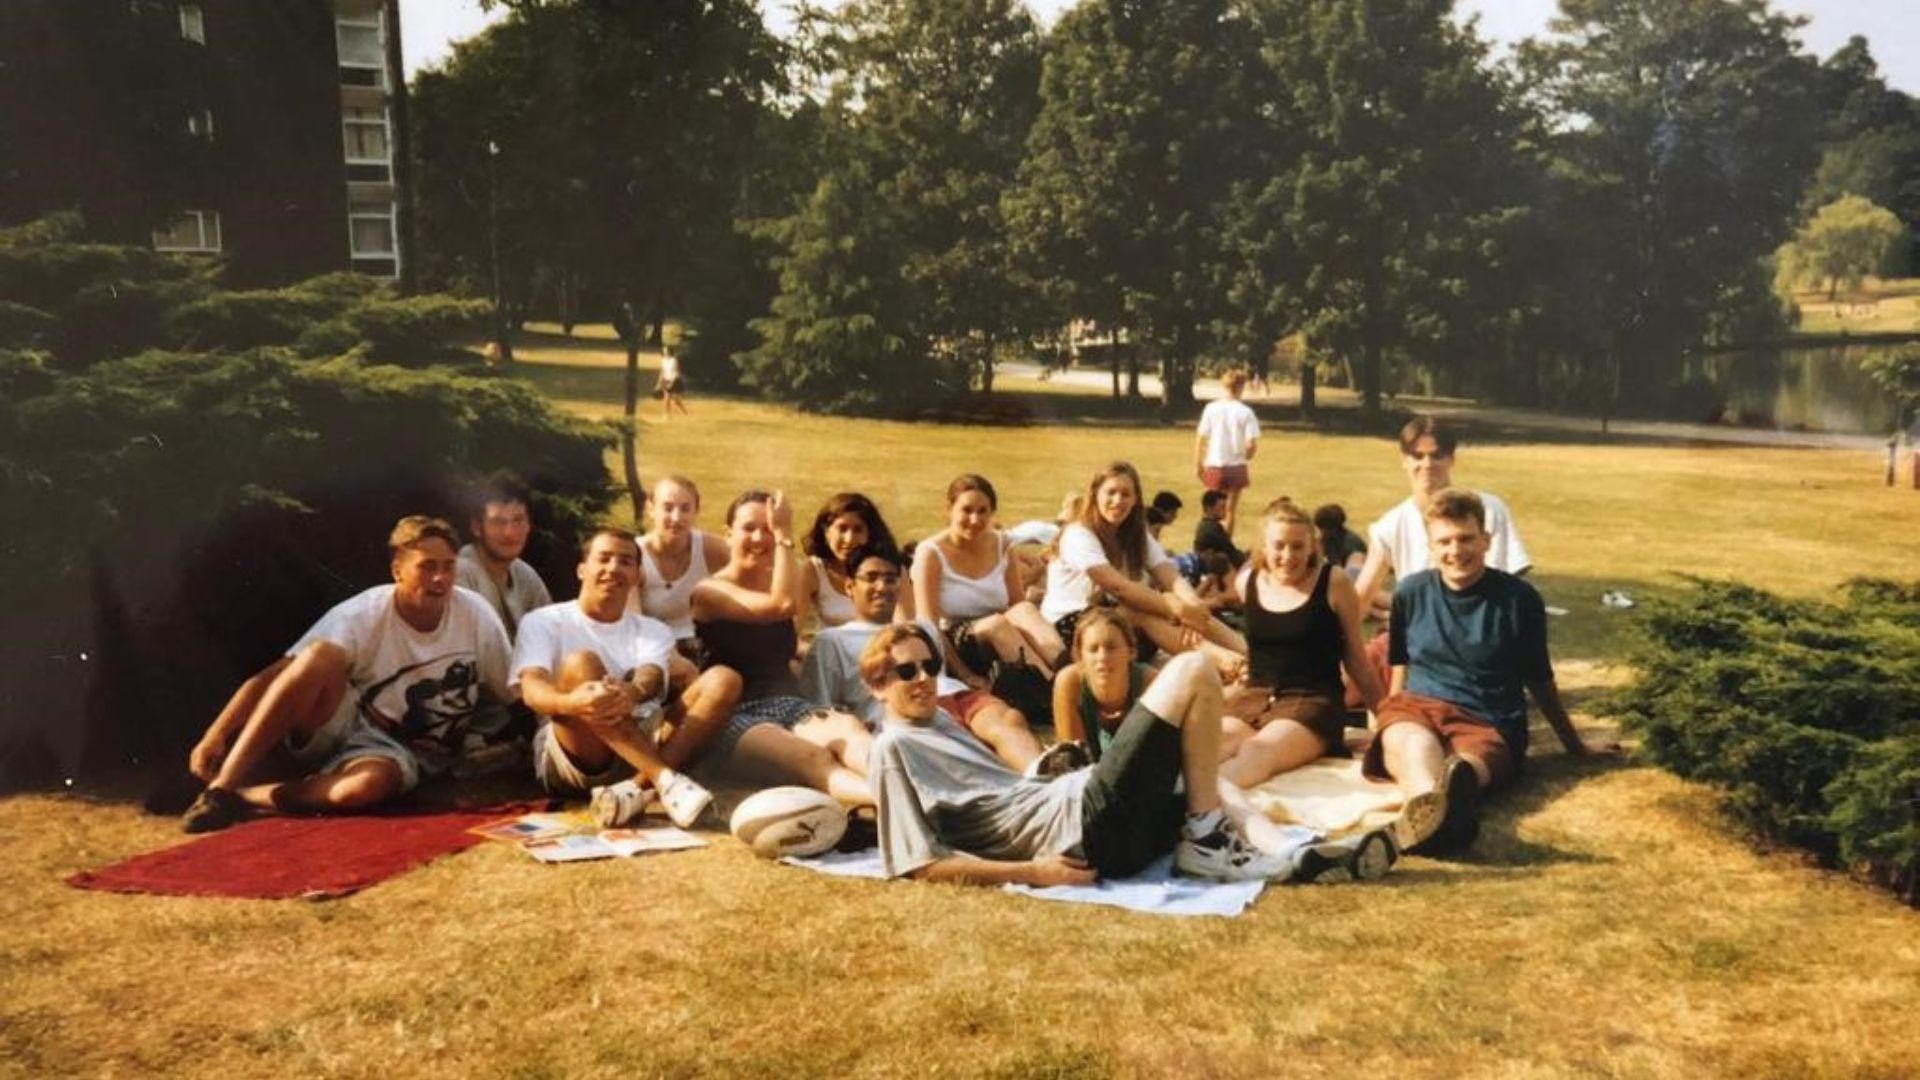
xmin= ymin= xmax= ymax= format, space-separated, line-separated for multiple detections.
xmin=511 ymin=528 xmax=739 ymax=828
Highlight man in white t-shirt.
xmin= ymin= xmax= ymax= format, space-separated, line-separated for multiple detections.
xmin=455 ymin=471 xmax=552 ymax=639
xmin=1193 ymin=368 xmax=1261 ymax=537
xmin=802 ymin=543 xmax=1046 ymax=772
xmin=183 ymin=516 xmax=514 ymax=832
xmin=511 ymin=528 xmax=736 ymax=828
xmin=1354 ymin=416 xmax=1531 ymax=620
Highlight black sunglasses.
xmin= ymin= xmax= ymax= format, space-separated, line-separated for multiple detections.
xmin=891 ymin=657 xmax=942 ymax=682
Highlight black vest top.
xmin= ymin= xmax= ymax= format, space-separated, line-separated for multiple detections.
xmin=1244 ymin=563 xmax=1344 ymax=695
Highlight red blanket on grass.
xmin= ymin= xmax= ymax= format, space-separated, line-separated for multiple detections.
xmin=66 ymin=802 xmax=549 ymax=900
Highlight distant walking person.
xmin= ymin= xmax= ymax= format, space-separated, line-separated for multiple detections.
xmin=657 ymin=345 xmax=689 ymax=419
xmin=1194 ymin=369 xmax=1261 ymax=537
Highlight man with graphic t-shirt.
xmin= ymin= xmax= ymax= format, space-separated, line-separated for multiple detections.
xmin=510 ymin=528 xmax=737 ymax=828
xmin=1365 ymin=489 xmax=1615 ymax=855
xmin=455 ymin=471 xmax=551 ymax=638
xmin=182 ymin=516 xmax=513 ymax=832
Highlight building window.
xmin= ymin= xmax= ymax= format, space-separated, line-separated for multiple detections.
xmin=336 ymin=15 xmax=386 ymax=87
xmin=187 ymin=109 xmax=215 ymax=139
xmin=342 ymin=107 xmax=389 ymax=164
xmin=179 ymin=4 xmax=205 ymax=44
xmin=349 ymin=209 xmax=398 ymax=277
xmin=153 ymin=210 xmax=221 ymax=253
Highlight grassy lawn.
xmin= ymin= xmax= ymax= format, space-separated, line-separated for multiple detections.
xmin=5 ymin=329 xmax=1918 ymax=1078
xmin=1791 ymin=277 xmax=1920 ymax=337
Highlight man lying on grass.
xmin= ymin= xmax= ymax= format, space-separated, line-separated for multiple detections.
xmin=182 ymin=516 xmax=513 ymax=832
xmin=1368 ymin=488 xmax=1618 ymax=854
xmin=510 ymin=528 xmax=740 ymax=829
xmin=864 ymin=624 xmax=1397 ymax=886
xmin=802 ymin=542 xmax=1048 ymax=774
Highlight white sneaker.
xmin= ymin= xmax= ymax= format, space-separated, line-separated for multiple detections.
xmin=1175 ymin=819 xmax=1293 ymax=881
xmin=655 ymin=770 xmax=712 ymax=829
xmin=589 ymin=779 xmax=648 ymax=828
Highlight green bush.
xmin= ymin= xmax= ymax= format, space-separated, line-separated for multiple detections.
xmin=336 ymin=295 xmax=491 ymax=365
xmin=0 ymin=301 xmax=61 ymax=350
xmin=1611 ymin=578 xmax=1920 ymax=903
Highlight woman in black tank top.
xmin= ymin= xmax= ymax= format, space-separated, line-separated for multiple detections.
xmin=1218 ymin=499 xmax=1386 ymax=789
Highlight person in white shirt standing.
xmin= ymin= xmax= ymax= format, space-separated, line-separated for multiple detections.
xmin=1193 ymin=369 xmax=1262 ymax=539
xmin=182 ymin=516 xmax=513 ymax=832
xmin=512 ymin=528 xmax=736 ymax=829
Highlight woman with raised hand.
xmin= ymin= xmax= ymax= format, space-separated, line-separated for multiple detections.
xmin=912 ymin=474 xmax=1066 ymax=689
xmin=691 ymin=490 xmax=875 ymax=806
xmin=631 ymin=475 xmax=730 ymax=645
xmin=1218 ymin=498 xmax=1385 ymax=789
xmin=803 ymin=492 xmax=911 ymax=628
xmin=1039 ymin=461 xmax=1247 ymax=674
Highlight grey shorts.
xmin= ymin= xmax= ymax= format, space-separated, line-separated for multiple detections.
xmin=531 ymin=721 xmax=634 ymax=795
xmin=717 ymin=695 xmax=820 ymax=759
xmin=288 ymin=699 xmax=421 ymax=793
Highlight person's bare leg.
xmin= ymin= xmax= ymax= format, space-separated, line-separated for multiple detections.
xmin=1004 ymin=601 xmax=1065 ymax=675
xmin=1380 ymin=722 xmax=1446 ymax=797
xmin=791 ymin=709 xmax=876 ymax=778
xmin=733 ymin=723 xmax=874 ymax=807
xmin=236 ymin=756 xmax=406 ymax=814
xmin=1224 ymin=487 xmax=1244 ymax=538
xmin=967 ymin=702 xmax=1043 ymax=771
xmin=1220 ymin=720 xmax=1327 ymax=789
xmin=546 ymin=651 xmax=668 ymax=784
xmin=661 ymin=665 xmax=740 ymax=770
xmin=1133 ymin=612 xmax=1245 ymax=677
xmin=212 ymin=643 xmax=350 ymax=792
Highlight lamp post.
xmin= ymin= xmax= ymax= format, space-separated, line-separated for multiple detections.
xmin=487 ymin=138 xmax=511 ymax=363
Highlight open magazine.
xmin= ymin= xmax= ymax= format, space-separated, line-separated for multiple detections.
xmin=468 ymin=811 xmax=707 ymax=864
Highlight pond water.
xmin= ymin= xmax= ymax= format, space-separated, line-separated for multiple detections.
xmin=1683 ymin=343 xmax=1905 ymax=436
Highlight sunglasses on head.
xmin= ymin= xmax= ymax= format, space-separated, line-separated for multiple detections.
xmin=891 ymin=657 xmax=942 ymax=682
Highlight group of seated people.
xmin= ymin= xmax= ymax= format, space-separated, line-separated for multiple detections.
xmin=180 ymin=414 xmax=1613 ymax=888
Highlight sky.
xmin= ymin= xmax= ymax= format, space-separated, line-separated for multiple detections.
xmin=399 ymin=0 xmax=1917 ymax=94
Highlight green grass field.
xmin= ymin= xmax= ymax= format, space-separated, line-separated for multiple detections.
xmin=1791 ymin=277 xmax=1920 ymax=337
xmin=5 ymin=329 xmax=1917 ymax=1078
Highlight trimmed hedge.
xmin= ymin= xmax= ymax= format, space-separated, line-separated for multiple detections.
xmin=1611 ymin=578 xmax=1920 ymax=903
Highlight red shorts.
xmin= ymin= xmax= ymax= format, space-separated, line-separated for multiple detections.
xmin=1200 ymin=464 xmax=1250 ymax=493
xmin=1361 ymin=692 xmax=1517 ymax=793
xmin=936 ymin=688 xmax=1008 ymax=733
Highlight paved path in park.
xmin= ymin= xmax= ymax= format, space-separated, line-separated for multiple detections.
xmin=996 ymin=361 xmax=1895 ymax=452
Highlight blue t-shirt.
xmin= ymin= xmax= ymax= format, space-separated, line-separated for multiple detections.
xmin=1388 ymin=568 xmax=1552 ymax=752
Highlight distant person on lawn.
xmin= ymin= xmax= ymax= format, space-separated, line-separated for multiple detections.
xmin=1192 ymin=489 xmax=1248 ymax=570
xmin=456 ymin=471 xmax=552 ymax=639
xmin=656 ymin=344 xmax=690 ymax=419
xmin=1367 ymin=489 xmax=1614 ymax=853
xmin=511 ymin=528 xmax=740 ymax=829
xmin=182 ymin=516 xmax=513 ymax=832
xmin=867 ymin=626 xmax=1396 ymax=886
xmin=1193 ymin=368 xmax=1261 ymax=537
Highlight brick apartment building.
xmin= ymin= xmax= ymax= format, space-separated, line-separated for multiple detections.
xmin=0 ymin=0 xmax=410 ymax=287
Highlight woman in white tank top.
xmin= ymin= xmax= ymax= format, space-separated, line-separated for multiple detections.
xmin=631 ymin=476 xmax=730 ymax=640
xmin=911 ymin=474 xmax=1067 ymax=685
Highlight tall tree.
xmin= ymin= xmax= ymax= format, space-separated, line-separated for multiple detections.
xmin=1247 ymin=0 xmax=1525 ymax=414
xmin=1521 ymin=0 xmax=1823 ymax=413
xmin=744 ymin=0 xmax=1042 ymax=407
xmin=1778 ymin=195 xmax=1909 ymax=299
xmin=1007 ymin=0 xmax=1272 ymax=407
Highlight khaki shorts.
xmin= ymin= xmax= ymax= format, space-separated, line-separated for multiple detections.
xmin=288 ymin=699 xmax=421 ymax=793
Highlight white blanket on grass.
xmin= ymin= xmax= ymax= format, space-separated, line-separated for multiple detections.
xmin=1245 ymin=757 xmax=1404 ymax=837
xmin=784 ymin=847 xmax=1271 ymax=917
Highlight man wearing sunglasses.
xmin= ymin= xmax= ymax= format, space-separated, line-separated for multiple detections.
xmin=801 ymin=544 xmax=1046 ymax=772
xmin=863 ymin=624 xmax=1398 ymax=886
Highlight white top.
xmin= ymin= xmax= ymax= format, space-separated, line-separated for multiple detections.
xmin=660 ymin=354 xmax=681 ymax=381
xmin=1040 ymin=523 xmax=1172 ymax=623
xmin=802 ymin=618 xmax=970 ymax=731
xmin=928 ymin=537 xmax=1013 ymax=621
xmin=1003 ymin=520 xmax=1060 ymax=547
xmin=1196 ymin=398 xmax=1261 ymax=467
xmin=809 ymin=556 xmax=858 ymax=627
xmin=454 ymin=544 xmax=552 ymax=639
xmin=633 ymin=529 xmax=710 ymax=640
xmin=509 ymin=602 xmax=677 ymax=705
xmin=1368 ymin=491 xmax=1531 ymax=579
xmin=289 ymin=585 xmax=513 ymax=754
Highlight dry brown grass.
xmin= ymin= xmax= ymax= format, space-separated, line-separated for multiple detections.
xmin=6 ymin=333 xmax=1918 ymax=1078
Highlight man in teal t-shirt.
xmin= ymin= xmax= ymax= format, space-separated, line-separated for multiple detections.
xmin=1364 ymin=489 xmax=1613 ymax=854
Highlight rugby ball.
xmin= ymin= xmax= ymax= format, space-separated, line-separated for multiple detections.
xmin=730 ymin=786 xmax=848 ymax=859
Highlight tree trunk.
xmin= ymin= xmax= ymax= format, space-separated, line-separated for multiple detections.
xmin=1125 ymin=339 xmax=1142 ymax=399
xmin=622 ymin=340 xmax=644 ymax=523
xmin=1110 ymin=343 xmax=1121 ymax=397
xmin=1300 ymin=360 xmax=1316 ymax=415
xmin=979 ymin=339 xmax=995 ymax=394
